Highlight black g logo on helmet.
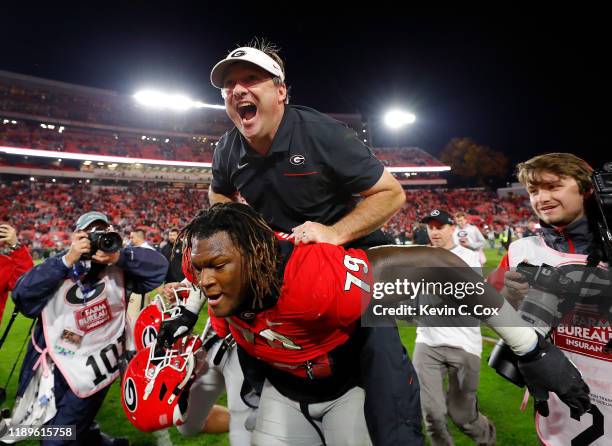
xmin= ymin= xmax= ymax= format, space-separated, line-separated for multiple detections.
xmin=124 ymin=377 xmax=138 ymax=412
xmin=142 ymin=326 xmax=158 ymax=348
xmin=230 ymin=50 xmax=247 ymax=58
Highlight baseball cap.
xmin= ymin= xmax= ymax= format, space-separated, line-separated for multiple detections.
xmin=421 ymin=209 xmax=454 ymax=226
xmin=75 ymin=211 xmax=109 ymax=231
xmin=210 ymin=47 xmax=284 ymax=89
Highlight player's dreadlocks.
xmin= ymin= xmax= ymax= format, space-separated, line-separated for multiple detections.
xmin=179 ymin=203 xmax=281 ymax=311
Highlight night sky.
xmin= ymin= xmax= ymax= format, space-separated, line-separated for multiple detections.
xmin=2 ymin=5 xmax=607 ymax=174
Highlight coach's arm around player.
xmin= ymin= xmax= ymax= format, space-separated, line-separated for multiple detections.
xmin=209 ymin=166 xmax=405 ymax=247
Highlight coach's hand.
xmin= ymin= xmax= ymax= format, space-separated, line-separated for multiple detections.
xmin=518 ymin=334 xmax=591 ymax=417
xmin=291 ymin=221 xmax=340 ymax=245
xmin=156 ymin=306 xmax=198 ymax=352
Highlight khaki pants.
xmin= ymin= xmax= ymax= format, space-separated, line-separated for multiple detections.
xmin=413 ymin=343 xmax=495 ymax=446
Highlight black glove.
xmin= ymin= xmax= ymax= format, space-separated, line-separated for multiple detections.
xmin=518 ymin=334 xmax=591 ymax=417
xmin=156 ymin=306 xmax=199 ymax=352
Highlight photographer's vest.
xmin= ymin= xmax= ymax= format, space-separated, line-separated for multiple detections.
xmin=40 ymin=266 xmax=126 ymax=398
xmin=507 ymin=235 xmax=611 ymax=446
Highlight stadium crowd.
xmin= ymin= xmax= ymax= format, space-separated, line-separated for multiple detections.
xmin=0 ymin=179 xmax=535 ymax=258
xmin=0 ymin=119 xmax=216 ymax=162
xmin=375 ymin=147 xmax=444 ymax=166
xmin=384 ymin=188 xmax=532 ymax=240
xmin=1 ymin=119 xmax=446 ymax=170
xmin=0 ymin=180 xmax=208 ymax=256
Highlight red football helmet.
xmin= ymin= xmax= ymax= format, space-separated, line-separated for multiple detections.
xmin=132 ymin=289 xmax=191 ymax=351
xmin=121 ymin=335 xmax=203 ymax=432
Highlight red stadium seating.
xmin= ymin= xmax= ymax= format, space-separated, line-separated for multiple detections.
xmin=1 ymin=180 xmax=209 ymax=252
xmin=2 ymin=179 xmax=532 ymax=252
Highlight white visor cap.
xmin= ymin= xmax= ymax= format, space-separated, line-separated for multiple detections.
xmin=210 ymin=47 xmax=284 ymax=89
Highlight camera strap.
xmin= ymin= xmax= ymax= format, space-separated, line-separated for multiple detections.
xmin=70 ymin=263 xmax=96 ymax=304
xmin=0 ymin=309 xmax=18 ymax=352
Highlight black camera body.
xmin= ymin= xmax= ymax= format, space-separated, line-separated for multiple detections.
xmin=515 ymin=262 xmax=574 ymax=291
xmin=80 ymin=230 xmax=122 ymax=260
xmin=592 ymin=163 xmax=612 ymax=263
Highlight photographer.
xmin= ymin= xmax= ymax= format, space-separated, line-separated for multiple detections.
xmin=160 ymin=228 xmax=185 ymax=283
xmin=1 ymin=223 xmax=33 ymax=322
xmin=489 ymin=153 xmax=611 ymax=445
xmin=415 ymin=210 xmax=495 ymax=445
xmin=4 ymin=211 xmax=168 ymax=445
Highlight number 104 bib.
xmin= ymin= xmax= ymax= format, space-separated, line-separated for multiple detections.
xmin=41 ymin=267 xmax=126 ymax=397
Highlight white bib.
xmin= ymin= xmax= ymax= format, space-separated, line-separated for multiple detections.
xmin=508 ymin=236 xmax=612 ymax=446
xmin=41 ymin=266 xmax=126 ymax=397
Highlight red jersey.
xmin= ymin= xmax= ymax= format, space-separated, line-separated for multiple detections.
xmin=218 ymin=242 xmax=372 ymax=378
xmin=1 ymin=245 xmax=34 ymax=321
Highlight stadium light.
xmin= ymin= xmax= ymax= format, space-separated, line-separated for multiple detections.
xmin=384 ymin=109 xmax=416 ymax=129
xmin=133 ymin=90 xmax=225 ymax=111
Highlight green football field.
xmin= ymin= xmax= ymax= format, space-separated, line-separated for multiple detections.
xmin=0 ymin=248 xmax=539 ymax=445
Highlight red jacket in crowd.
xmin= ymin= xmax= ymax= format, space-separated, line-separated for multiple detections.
xmin=0 ymin=245 xmax=34 ymax=321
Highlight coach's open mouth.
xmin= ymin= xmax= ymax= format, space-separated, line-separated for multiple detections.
xmin=237 ymin=102 xmax=257 ymax=123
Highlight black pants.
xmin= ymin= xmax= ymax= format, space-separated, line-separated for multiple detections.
xmin=358 ymin=325 xmax=423 ymax=445
xmin=349 ymin=230 xmax=424 ymax=445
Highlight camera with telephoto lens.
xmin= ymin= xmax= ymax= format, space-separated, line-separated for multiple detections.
xmin=514 ymin=261 xmax=582 ymax=330
xmin=592 ymin=162 xmax=612 ymax=263
xmin=488 ymin=262 xmax=579 ymax=386
xmin=80 ymin=230 xmax=123 ymax=260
